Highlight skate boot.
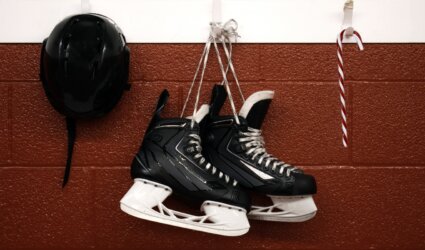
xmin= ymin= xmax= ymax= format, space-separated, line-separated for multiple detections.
xmin=120 ymin=90 xmax=250 ymax=236
xmin=202 ymin=85 xmax=317 ymax=222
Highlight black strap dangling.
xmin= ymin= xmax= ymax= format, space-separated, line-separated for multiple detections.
xmin=63 ymin=117 xmax=76 ymax=187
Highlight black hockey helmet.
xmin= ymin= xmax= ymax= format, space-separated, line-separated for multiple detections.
xmin=40 ymin=13 xmax=130 ymax=186
xmin=41 ymin=13 xmax=130 ymax=118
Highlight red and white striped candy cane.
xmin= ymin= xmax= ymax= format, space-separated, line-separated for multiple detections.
xmin=337 ymin=29 xmax=363 ymax=148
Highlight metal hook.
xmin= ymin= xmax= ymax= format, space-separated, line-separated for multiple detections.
xmin=212 ymin=0 xmax=222 ymax=24
xmin=210 ymin=0 xmax=222 ymax=38
xmin=81 ymin=0 xmax=90 ymax=14
xmin=342 ymin=0 xmax=354 ymax=36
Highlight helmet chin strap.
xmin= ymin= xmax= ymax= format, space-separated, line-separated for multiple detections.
xmin=63 ymin=117 xmax=76 ymax=187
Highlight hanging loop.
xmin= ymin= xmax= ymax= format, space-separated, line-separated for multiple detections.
xmin=337 ymin=29 xmax=364 ymax=51
xmin=181 ymin=19 xmax=242 ymax=126
xmin=180 ymin=37 xmax=212 ymax=122
xmin=211 ymin=36 xmax=240 ymax=125
xmin=190 ymin=39 xmax=212 ymax=128
xmin=220 ymin=35 xmax=245 ymax=102
xmin=209 ymin=20 xmax=243 ymax=121
xmin=210 ymin=19 xmax=239 ymax=42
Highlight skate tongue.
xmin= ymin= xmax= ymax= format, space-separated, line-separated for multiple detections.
xmin=239 ymin=90 xmax=274 ymax=129
xmin=187 ymin=104 xmax=210 ymax=123
xmin=209 ymin=85 xmax=227 ymax=117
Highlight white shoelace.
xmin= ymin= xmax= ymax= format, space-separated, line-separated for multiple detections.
xmin=239 ymin=127 xmax=298 ymax=177
xmin=181 ymin=20 xmax=241 ymax=127
xmin=188 ymin=134 xmax=237 ymax=186
xmin=218 ymin=22 xmax=245 ymax=103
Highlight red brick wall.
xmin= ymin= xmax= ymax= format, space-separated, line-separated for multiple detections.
xmin=1 ymin=44 xmax=425 ymax=249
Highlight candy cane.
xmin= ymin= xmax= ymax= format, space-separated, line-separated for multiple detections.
xmin=337 ymin=29 xmax=363 ymax=147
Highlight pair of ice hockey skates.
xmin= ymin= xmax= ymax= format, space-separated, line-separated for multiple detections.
xmin=121 ymin=20 xmax=316 ymax=236
xmin=120 ymin=85 xmax=317 ymax=236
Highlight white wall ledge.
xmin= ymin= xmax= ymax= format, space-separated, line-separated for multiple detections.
xmin=0 ymin=0 xmax=424 ymax=43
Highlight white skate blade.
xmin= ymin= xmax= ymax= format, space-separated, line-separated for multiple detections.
xmin=248 ymin=195 xmax=317 ymax=222
xmin=120 ymin=178 xmax=250 ymax=236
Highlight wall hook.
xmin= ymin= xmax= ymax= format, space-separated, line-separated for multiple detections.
xmin=342 ymin=0 xmax=354 ymax=36
xmin=210 ymin=0 xmax=223 ymax=38
xmin=81 ymin=0 xmax=91 ymax=14
xmin=212 ymin=0 xmax=222 ymax=24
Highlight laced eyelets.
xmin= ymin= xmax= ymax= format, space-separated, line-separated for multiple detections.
xmin=185 ymin=146 xmax=195 ymax=153
xmin=238 ymin=127 xmax=299 ymax=177
xmin=187 ymin=133 xmax=236 ymax=186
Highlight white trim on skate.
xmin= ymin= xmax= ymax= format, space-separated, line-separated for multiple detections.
xmin=239 ymin=91 xmax=275 ymax=119
xmin=248 ymin=195 xmax=317 ymax=222
xmin=120 ymin=178 xmax=250 ymax=236
xmin=154 ymin=124 xmax=186 ymax=129
xmin=186 ymin=104 xmax=210 ymax=123
xmin=240 ymin=160 xmax=274 ymax=180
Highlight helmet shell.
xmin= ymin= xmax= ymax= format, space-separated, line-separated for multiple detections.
xmin=40 ymin=14 xmax=130 ymax=119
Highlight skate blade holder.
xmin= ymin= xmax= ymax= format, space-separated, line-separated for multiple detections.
xmin=120 ymin=178 xmax=249 ymax=236
xmin=248 ymin=195 xmax=317 ymax=222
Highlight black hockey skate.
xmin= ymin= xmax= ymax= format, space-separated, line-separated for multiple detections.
xmin=120 ymin=90 xmax=250 ymax=236
xmin=201 ymin=85 xmax=317 ymax=222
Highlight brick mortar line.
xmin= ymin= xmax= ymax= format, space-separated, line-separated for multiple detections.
xmin=1 ymin=165 xmax=425 ymax=170
xmin=7 ymin=84 xmax=12 ymax=164
xmin=348 ymin=76 xmax=354 ymax=165
xmin=346 ymin=80 xmax=425 ymax=83
xmin=2 ymin=43 xmax=425 ymax=45
xmin=0 ymin=79 xmax=40 ymax=83
xmin=2 ymin=79 xmax=425 ymax=84
xmin=132 ymin=80 xmax=425 ymax=84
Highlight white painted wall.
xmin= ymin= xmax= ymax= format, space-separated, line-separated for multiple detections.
xmin=0 ymin=0 xmax=424 ymax=43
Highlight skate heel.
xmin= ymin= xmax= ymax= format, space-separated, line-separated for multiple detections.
xmin=120 ymin=178 xmax=171 ymax=215
xmin=249 ymin=195 xmax=317 ymax=222
xmin=201 ymin=201 xmax=250 ymax=235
